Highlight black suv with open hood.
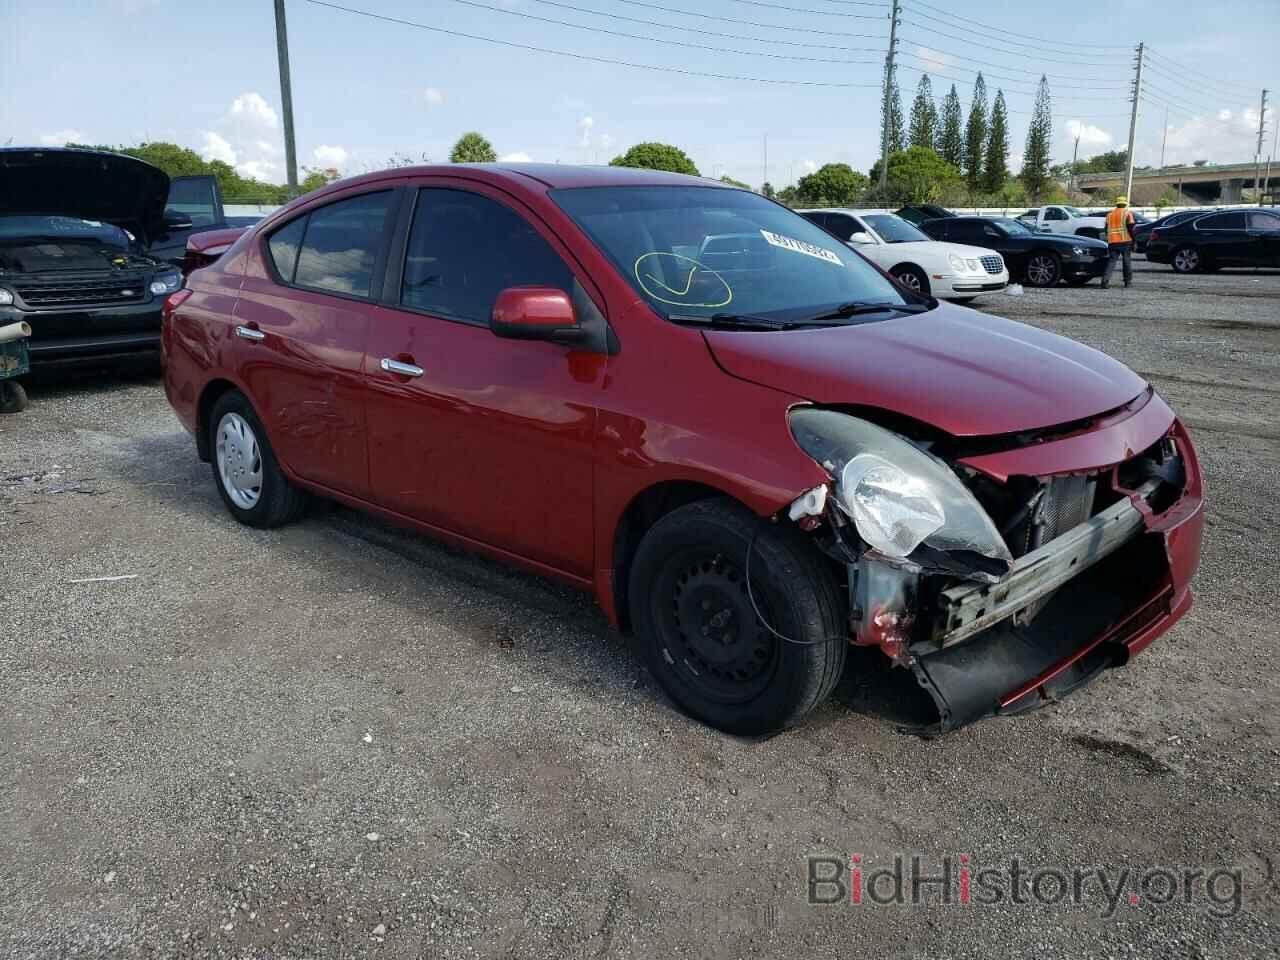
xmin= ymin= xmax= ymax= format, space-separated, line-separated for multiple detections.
xmin=0 ymin=148 xmax=192 ymax=368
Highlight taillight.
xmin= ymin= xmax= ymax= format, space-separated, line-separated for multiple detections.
xmin=163 ymin=288 xmax=193 ymax=317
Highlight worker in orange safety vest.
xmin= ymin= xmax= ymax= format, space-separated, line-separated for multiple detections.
xmin=1101 ymin=195 xmax=1137 ymax=289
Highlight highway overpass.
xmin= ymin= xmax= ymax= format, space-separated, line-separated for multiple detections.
xmin=1076 ymin=161 xmax=1275 ymax=202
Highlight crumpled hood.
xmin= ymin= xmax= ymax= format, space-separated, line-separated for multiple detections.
xmin=704 ymin=302 xmax=1148 ymax=437
xmin=0 ymin=148 xmax=170 ymax=245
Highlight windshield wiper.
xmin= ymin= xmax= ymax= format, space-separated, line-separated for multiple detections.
xmin=805 ymin=301 xmax=931 ymax=323
xmin=667 ymin=312 xmax=792 ymax=331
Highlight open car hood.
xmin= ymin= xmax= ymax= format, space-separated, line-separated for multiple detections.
xmin=703 ymin=301 xmax=1148 ymax=437
xmin=0 ymin=148 xmax=170 ymax=245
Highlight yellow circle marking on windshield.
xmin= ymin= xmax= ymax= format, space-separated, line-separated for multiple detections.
xmin=634 ymin=252 xmax=732 ymax=308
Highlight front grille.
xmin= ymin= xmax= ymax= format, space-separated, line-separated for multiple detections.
xmin=13 ymin=274 xmax=147 ymax=308
xmin=980 ymin=255 xmax=1003 ymax=275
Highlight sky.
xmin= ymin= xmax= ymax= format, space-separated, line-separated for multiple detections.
xmin=1 ymin=0 xmax=1277 ymax=188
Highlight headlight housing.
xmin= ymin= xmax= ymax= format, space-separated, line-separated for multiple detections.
xmin=0 ymin=288 xmax=13 ymax=306
xmin=1071 ymin=245 xmax=1084 ymax=256
xmin=149 ymin=270 xmax=182 ymax=296
xmin=947 ymin=253 xmax=966 ymax=271
xmin=789 ymin=409 xmax=1013 ymax=564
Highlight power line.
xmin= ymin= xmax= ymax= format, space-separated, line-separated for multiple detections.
xmin=304 ymin=0 xmax=885 ymax=87
xmin=893 ymin=62 xmax=1132 ymax=116
xmin=895 ymin=41 xmax=1129 ymax=89
xmin=899 ymin=19 xmax=1129 ymax=68
xmin=901 ymin=0 xmax=1132 ymax=51
xmin=603 ymin=0 xmax=888 ymax=40
xmin=894 ymin=60 xmax=1127 ymax=100
xmin=1140 ymin=77 xmax=1235 ymax=117
xmin=658 ymin=0 xmax=889 ymax=20
xmin=1143 ymin=47 xmax=1257 ymax=96
xmin=425 ymin=0 xmax=887 ymax=65
xmin=1141 ymin=56 xmax=1259 ymax=106
xmin=525 ymin=0 xmax=886 ymax=53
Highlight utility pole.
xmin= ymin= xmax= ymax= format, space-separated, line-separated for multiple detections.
xmin=1123 ymin=41 xmax=1144 ymax=201
xmin=1254 ymin=88 xmax=1268 ymax=205
xmin=1159 ymin=106 xmax=1169 ymax=169
xmin=877 ymin=0 xmax=901 ymax=191
xmin=1069 ymin=133 xmax=1080 ymax=198
xmin=763 ymin=133 xmax=768 ymax=190
xmin=274 ymin=0 xmax=299 ymax=197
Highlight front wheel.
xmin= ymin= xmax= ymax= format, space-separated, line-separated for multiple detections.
xmin=893 ymin=264 xmax=930 ymax=296
xmin=1024 ymin=252 xmax=1061 ymax=287
xmin=1172 ymin=246 xmax=1202 ymax=273
xmin=0 ymin=381 xmax=28 ymax=414
xmin=209 ymin=390 xmax=307 ymax=528
xmin=628 ymin=499 xmax=847 ymax=735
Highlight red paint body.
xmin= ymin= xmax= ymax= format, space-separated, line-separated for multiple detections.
xmin=162 ymin=164 xmax=1203 ymax=667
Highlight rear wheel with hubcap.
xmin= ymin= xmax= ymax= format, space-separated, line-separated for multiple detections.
xmin=1024 ymin=252 xmax=1061 ymax=287
xmin=1172 ymin=246 xmax=1202 ymax=273
xmin=209 ymin=390 xmax=307 ymax=528
xmin=628 ymin=499 xmax=847 ymax=735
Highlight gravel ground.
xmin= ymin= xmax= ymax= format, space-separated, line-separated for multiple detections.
xmin=2 ymin=261 xmax=1278 ymax=958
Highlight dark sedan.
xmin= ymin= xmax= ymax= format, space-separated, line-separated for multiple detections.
xmin=1132 ymin=209 xmax=1202 ymax=253
xmin=920 ymin=216 xmax=1109 ymax=286
xmin=1146 ymin=208 xmax=1280 ymax=273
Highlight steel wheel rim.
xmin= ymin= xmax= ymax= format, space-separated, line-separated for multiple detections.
xmin=659 ymin=551 xmax=780 ymax=704
xmin=1175 ymin=248 xmax=1199 ymax=272
xmin=1027 ymin=256 xmax=1056 ymax=286
xmin=215 ymin=412 xmax=263 ymax=509
xmin=897 ymin=271 xmax=922 ymax=291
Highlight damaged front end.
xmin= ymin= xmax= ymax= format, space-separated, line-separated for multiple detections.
xmin=787 ymin=396 xmax=1204 ymax=734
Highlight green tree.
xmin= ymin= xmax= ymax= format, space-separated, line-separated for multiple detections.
xmin=761 ymin=181 xmax=776 ymax=199
xmin=1020 ymin=76 xmax=1053 ymax=200
xmin=983 ymin=90 xmax=1010 ymax=193
xmin=795 ymin=163 xmax=869 ymax=205
xmin=939 ymin=84 xmax=965 ymax=170
xmin=1076 ymin=149 xmax=1127 ymax=174
xmin=450 ymin=131 xmax=497 ymax=163
xmin=868 ymin=147 xmax=963 ymax=204
xmin=718 ymin=174 xmax=750 ymax=188
xmin=68 ymin=140 xmax=291 ymax=203
xmin=964 ymin=73 xmax=988 ymax=194
xmin=908 ymin=75 xmax=938 ymax=151
xmin=882 ymin=69 xmax=905 ymax=155
xmin=609 ymin=142 xmax=699 ymax=175
xmin=777 ymin=184 xmax=799 ymax=204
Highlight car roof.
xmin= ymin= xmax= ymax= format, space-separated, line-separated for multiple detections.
xmin=306 ymin=162 xmax=732 ymax=195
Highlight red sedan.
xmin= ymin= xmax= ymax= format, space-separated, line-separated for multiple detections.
xmin=162 ymin=164 xmax=1204 ymax=735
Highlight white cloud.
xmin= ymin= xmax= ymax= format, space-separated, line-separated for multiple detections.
xmin=230 ymin=92 xmax=278 ymax=128
xmin=422 ymin=87 xmax=445 ymax=107
xmin=577 ymin=116 xmax=594 ymax=147
xmin=1065 ymin=120 xmax=1112 ymax=148
xmin=236 ymin=160 xmax=277 ymax=181
xmin=499 ymin=151 xmax=532 ymax=162
xmin=199 ymin=131 xmax=237 ymax=165
xmin=915 ymin=45 xmax=951 ymax=73
xmin=598 ymin=133 xmax=614 ymax=151
xmin=1217 ymin=109 xmax=1232 ymax=121
xmin=39 ymin=128 xmax=84 ymax=146
xmin=803 ymin=159 xmax=818 ymax=173
xmin=313 ymin=144 xmax=349 ymax=169
xmin=255 ymin=139 xmax=279 ymax=155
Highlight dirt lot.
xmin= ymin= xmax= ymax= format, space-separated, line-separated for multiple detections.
xmin=2 ymin=261 xmax=1278 ymax=959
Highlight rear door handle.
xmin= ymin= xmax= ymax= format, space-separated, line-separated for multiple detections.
xmin=235 ymin=325 xmax=265 ymax=342
xmin=380 ymin=358 xmax=424 ymax=378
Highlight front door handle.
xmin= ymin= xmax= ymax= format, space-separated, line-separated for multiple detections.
xmin=380 ymin=357 xmax=424 ymax=378
xmin=235 ymin=325 xmax=265 ymax=342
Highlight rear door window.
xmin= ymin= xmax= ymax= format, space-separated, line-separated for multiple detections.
xmin=166 ymin=176 xmax=221 ymax=228
xmin=267 ymin=216 xmax=307 ymax=282
xmin=400 ymin=188 xmax=573 ymax=324
xmin=1248 ymin=211 xmax=1280 ymax=229
xmin=292 ymin=191 xmax=395 ymax=297
xmin=1197 ymin=212 xmax=1246 ymax=230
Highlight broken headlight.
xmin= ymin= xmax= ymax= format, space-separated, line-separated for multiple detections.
xmin=789 ymin=408 xmax=1013 ymax=564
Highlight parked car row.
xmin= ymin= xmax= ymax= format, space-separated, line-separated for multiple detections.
xmin=1143 ymin=207 xmax=1280 ymax=272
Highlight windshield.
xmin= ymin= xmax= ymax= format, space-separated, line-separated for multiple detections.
xmin=993 ymin=218 xmax=1031 ymax=235
xmin=861 ymin=214 xmax=928 ymax=243
xmin=1064 ymin=206 xmax=1085 ymax=218
xmin=0 ymin=214 xmax=131 ymax=250
xmin=552 ymin=186 xmax=909 ymax=323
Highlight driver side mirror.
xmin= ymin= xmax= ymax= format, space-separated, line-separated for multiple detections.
xmin=490 ymin=286 xmax=586 ymax=345
xmin=163 ymin=211 xmax=194 ymax=232
xmin=848 ymin=231 xmax=873 ymax=244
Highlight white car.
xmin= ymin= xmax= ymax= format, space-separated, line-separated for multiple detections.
xmin=1016 ymin=204 xmax=1108 ymax=240
xmin=798 ymin=208 xmax=1008 ymax=302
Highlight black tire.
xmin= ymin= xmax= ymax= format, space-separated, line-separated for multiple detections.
xmin=892 ymin=264 xmax=930 ymax=296
xmin=628 ymin=498 xmax=847 ymax=735
xmin=1171 ymin=245 xmax=1202 ymax=274
xmin=1024 ymin=251 xmax=1061 ymax=287
xmin=208 ymin=390 xmax=307 ymax=528
xmin=951 ymin=297 xmax=977 ymax=304
xmin=0 ymin=380 xmax=28 ymax=414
